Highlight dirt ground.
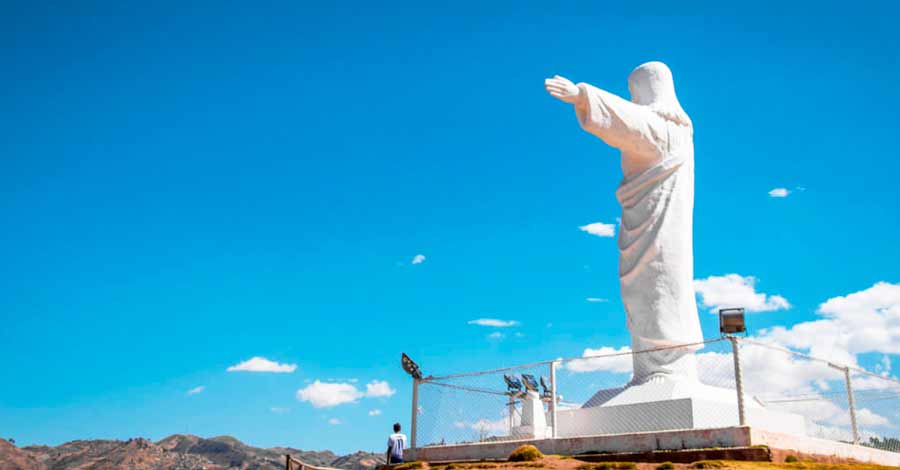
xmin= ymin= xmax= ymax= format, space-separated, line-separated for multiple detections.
xmin=388 ymin=454 xmax=899 ymax=470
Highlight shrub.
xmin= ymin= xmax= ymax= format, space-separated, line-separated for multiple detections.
xmin=691 ymin=461 xmax=725 ymax=469
xmin=656 ymin=462 xmax=675 ymax=470
xmin=785 ymin=455 xmax=798 ymax=463
xmin=508 ymin=445 xmax=544 ymax=462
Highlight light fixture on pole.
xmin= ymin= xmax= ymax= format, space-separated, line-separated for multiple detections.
xmin=401 ymin=352 xmax=424 ymax=380
xmin=718 ymin=307 xmax=746 ymax=335
xmin=503 ymin=374 xmax=523 ymax=394
xmin=521 ymin=374 xmax=539 ymax=393
xmin=539 ymin=376 xmax=552 ymax=401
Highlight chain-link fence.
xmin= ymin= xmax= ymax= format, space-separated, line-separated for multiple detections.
xmin=737 ymin=340 xmax=853 ymax=442
xmin=415 ymin=360 xmax=553 ymax=447
xmin=736 ymin=339 xmax=900 ymax=453
xmin=853 ymin=373 xmax=900 ymax=453
xmin=412 ymin=337 xmax=900 ymax=454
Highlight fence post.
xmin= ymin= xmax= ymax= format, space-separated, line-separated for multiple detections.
xmin=728 ymin=336 xmax=747 ymax=426
xmin=410 ymin=379 xmax=419 ymax=453
xmin=843 ymin=366 xmax=860 ymax=444
xmin=550 ymin=360 xmax=558 ymax=438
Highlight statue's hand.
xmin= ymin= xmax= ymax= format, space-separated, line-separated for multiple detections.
xmin=545 ymin=75 xmax=580 ymax=104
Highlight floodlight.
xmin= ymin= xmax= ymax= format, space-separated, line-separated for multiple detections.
xmin=521 ymin=374 xmax=539 ymax=392
xmin=719 ymin=308 xmax=746 ymax=334
xmin=539 ymin=376 xmax=553 ymax=399
xmin=401 ymin=352 xmax=424 ymax=380
xmin=503 ymin=374 xmax=522 ymax=393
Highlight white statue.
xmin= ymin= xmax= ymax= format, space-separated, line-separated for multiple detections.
xmin=546 ymin=62 xmax=702 ymax=385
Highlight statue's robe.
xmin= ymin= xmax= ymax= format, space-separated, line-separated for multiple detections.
xmin=574 ymin=83 xmax=702 ymax=385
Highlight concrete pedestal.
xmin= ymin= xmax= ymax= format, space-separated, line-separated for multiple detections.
xmin=556 ymin=379 xmax=806 ymax=437
xmin=511 ymin=391 xmax=552 ymax=439
xmin=412 ymin=426 xmax=900 ymax=466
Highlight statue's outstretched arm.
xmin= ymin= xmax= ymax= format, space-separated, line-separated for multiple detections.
xmin=546 ymin=76 xmax=656 ymax=154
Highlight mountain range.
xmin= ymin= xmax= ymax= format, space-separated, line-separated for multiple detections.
xmin=0 ymin=434 xmax=385 ymax=470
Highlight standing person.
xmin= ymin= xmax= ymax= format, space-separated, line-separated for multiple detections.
xmin=386 ymin=422 xmax=407 ymax=465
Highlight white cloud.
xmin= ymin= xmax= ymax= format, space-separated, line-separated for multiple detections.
xmin=365 ymin=380 xmax=396 ymax=398
xmin=855 ymin=408 xmax=890 ymax=427
xmin=763 ymin=282 xmax=900 ymax=366
xmin=227 ymin=357 xmax=297 ymax=373
xmin=695 ymin=343 xmax=843 ymax=397
xmin=694 ymin=274 xmax=790 ymax=313
xmin=296 ymin=381 xmax=363 ymax=408
xmin=877 ymin=355 xmax=892 ymax=374
xmin=186 ymin=386 xmax=205 ymax=396
xmin=368 ymin=409 xmax=382 ymax=416
xmin=579 ymin=222 xmax=616 ymax=237
xmin=586 ymin=297 xmax=609 ymax=303
xmin=768 ymin=187 xmax=790 ymax=197
xmin=566 ymin=346 xmax=633 ymax=374
xmin=411 ymin=254 xmax=426 ymax=265
xmin=454 ymin=417 xmax=509 ymax=434
xmin=684 ymin=299 xmax=900 ymax=439
xmin=328 ymin=418 xmax=342 ymax=425
xmin=487 ymin=332 xmax=504 ymax=340
xmin=468 ymin=318 xmax=519 ymax=327
xmin=297 ymin=379 xmax=396 ymax=408
xmin=690 ymin=344 xmax=865 ymax=435
xmin=270 ymin=407 xmax=290 ymax=413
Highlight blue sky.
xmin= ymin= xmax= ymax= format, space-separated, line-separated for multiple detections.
xmin=2 ymin=0 xmax=899 ymax=454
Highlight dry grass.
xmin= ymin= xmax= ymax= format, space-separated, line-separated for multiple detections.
xmin=393 ymin=462 xmax=424 ymax=470
xmin=681 ymin=464 xmax=895 ymax=470
xmin=577 ymin=463 xmax=638 ymax=470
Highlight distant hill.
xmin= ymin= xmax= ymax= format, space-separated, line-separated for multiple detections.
xmin=0 ymin=434 xmax=384 ymax=470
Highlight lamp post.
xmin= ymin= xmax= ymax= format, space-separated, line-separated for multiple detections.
xmin=401 ymin=353 xmax=424 ymax=454
xmin=720 ymin=308 xmax=747 ymax=426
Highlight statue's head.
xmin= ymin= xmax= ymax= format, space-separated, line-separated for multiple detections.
xmin=628 ymin=61 xmax=691 ymax=127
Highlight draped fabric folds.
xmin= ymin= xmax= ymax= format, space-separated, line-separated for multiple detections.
xmin=574 ymin=81 xmax=702 ymax=385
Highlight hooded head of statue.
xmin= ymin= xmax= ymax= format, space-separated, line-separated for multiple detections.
xmin=628 ymin=61 xmax=692 ymax=128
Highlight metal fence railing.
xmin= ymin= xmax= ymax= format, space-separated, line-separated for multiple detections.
xmin=285 ymin=455 xmax=344 ymax=470
xmin=410 ymin=336 xmax=900 ymax=454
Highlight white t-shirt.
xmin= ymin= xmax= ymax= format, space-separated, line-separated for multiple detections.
xmin=387 ymin=432 xmax=407 ymax=461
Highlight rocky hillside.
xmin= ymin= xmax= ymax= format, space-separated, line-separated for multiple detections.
xmin=0 ymin=438 xmax=43 ymax=469
xmin=0 ymin=434 xmax=384 ymax=470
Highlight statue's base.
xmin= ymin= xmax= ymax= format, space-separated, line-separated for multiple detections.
xmin=411 ymin=426 xmax=900 ymax=467
xmin=556 ymin=379 xmax=806 ymax=437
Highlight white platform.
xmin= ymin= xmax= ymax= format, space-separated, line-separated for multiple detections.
xmin=556 ymin=379 xmax=806 ymax=437
xmin=411 ymin=426 xmax=900 ymax=467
